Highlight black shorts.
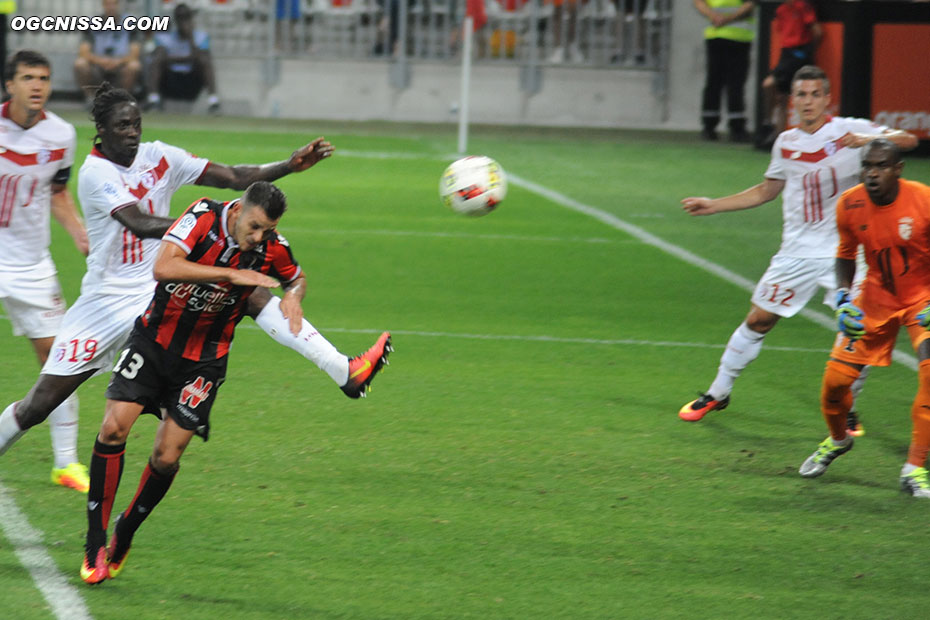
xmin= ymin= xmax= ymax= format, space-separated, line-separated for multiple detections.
xmin=771 ymin=45 xmax=815 ymax=94
xmin=105 ymin=329 xmax=227 ymax=441
xmin=161 ymin=69 xmax=204 ymax=100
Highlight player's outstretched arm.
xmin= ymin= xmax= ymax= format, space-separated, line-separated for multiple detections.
xmin=153 ymin=241 xmax=280 ymax=288
xmin=682 ymin=178 xmax=785 ymax=216
xmin=197 ymin=137 xmax=335 ymax=191
xmin=278 ymin=274 xmax=307 ymax=336
xmin=113 ymin=204 xmax=178 ymax=239
xmin=840 ymin=129 xmax=919 ymax=151
xmin=50 ymin=185 xmax=89 ymax=256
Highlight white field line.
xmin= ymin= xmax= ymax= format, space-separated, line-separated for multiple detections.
xmin=0 ymin=483 xmax=93 ymax=620
xmin=236 ymin=324 xmax=830 ymax=353
xmin=338 ymin=145 xmax=912 ymax=371
xmin=288 ymin=227 xmax=621 ymax=245
xmin=0 ymin=315 xmax=825 ymax=354
xmin=506 ymin=172 xmax=920 ymax=372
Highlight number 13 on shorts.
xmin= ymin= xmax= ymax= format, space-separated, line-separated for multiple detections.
xmin=114 ymin=347 xmax=144 ymax=379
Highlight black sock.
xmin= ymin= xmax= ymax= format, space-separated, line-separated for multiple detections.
xmin=119 ymin=460 xmax=177 ymax=545
xmin=86 ymin=439 xmax=125 ymax=552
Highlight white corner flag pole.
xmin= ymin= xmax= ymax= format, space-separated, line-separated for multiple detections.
xmin=457 ymin=15 xmax=474 ymax=155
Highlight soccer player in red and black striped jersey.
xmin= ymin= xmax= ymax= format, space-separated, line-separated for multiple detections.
xmin=80 ymin=182 xmax=390 ymax=584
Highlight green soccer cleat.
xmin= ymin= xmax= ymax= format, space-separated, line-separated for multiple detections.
xmin=51 ymin=462 xmax=89 ymax=493
xmin=799 ymin=436 xmax=853 ymax=478
xmin=901 ymin=467 xmax=930 ymax=499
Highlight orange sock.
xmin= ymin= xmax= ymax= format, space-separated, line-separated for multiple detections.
xmin=907 ymin=360 xmax=930 ymax=467
xmin=821 ymin=360 xmax=860 ymax=441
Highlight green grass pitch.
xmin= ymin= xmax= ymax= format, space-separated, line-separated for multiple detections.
xmin=1 ymin=113 xmax=930 ymax=619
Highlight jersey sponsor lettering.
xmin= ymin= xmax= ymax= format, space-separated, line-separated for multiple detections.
xmin=138 ymin=198 xmax=301 ymax=361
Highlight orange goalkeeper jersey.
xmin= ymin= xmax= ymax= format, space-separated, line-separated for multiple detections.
xmin=837 ymin=179 xmax=930 ymax=309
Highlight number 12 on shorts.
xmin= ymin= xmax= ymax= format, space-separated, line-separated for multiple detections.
xmin=765 ymin=283 xmax=796 ymax=306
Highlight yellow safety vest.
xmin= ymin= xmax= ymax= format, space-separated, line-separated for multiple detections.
xmin=704 ymin=0 xmax=755 ymax=43
xmin=0 ymin=1 xmax=16 ymax=14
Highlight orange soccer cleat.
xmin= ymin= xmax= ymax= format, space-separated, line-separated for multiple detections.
xmin=679 ymin=393 xmax=730 ymax=422
xmin=341 ymin=332 xmax=392 ymax=399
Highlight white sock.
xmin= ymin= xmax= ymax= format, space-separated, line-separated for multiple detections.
xmin=849 ymin=365 xmax=870 ymax=410
xmin=902 ymin=462 xmax=919 ymax=476
xmin=708 ymin=321 xmax=766 ymax=399
xmin=47 ymin=394 xmax=79 ymax=469
xmin=0 ymin=402 xmax=26 ymax=457
xmin=832 ymin=436 xmax=852 ymax=448
xmin=254 ymin=295 xmax=350 ymax=385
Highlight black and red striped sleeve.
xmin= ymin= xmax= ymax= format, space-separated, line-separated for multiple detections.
xmin=267 ymin=233 xmax=302 ymax=284
xmin=164 ymin=198 xmax=216 ymax=254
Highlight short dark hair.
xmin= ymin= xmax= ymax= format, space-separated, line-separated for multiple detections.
xmin=243 ymin=182 xmax=287 ymax=220
xmin=792 ymin=65 xmax=830 ymax=93
xmin=5 ymin=50 xmax=50 ymax=82
xmin=90 ymin=81 xmax=136 ymax=141
xmin=863 ymin=138 xmax=902 ymax=164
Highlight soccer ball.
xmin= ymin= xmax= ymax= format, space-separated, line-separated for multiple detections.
xmin=439 ymin=156 xmax=507 ymax=216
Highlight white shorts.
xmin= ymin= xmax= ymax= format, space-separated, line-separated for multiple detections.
xmin=0 ymin=262 xmax=67 ymax=339
xmin=42 ymin=288 xmax=154 ymax=378
xmin=751 ymin=255 xmax=837 ymax=318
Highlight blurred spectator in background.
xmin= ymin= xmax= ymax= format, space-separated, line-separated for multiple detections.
xmin=277 ymin=0 xmax=301 ymax=53
xmin=74 ymin=0 xmax=142 ymax=106
xmin=488 ymin=0 xmax=527 ymax=59
xmin=694 ymin=0 xmax=755 ymax=142
xmin=145 ymin=3 xmax=220 ymax=114
xmin=374 ymin=0 xmax=402 ymax=57
xmin=755 ymin=0 xmax=820 ymax=150
xmin=548 ymin=0 xmax=586 ymax=63
xmin=447 ymin=0 xmax=489 ymax=58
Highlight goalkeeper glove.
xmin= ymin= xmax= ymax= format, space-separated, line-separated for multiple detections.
xmin=917 ymin=303 xmax=930 ymax=329
xmin=835 ymin=288 xmax=865 ymax=339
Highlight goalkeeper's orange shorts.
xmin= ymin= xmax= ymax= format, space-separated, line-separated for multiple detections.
xmin=830 ymin=297 xmax=930 ymax=367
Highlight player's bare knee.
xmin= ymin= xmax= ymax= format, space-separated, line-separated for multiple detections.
xmin=745 ymin=314 xmax=778 ymax=334
xmin=98 ymin=408 xmax=134 ymax=444
xmin=98 ymin=416 xmax=131 ymax=444
xmin=149 ymin=453 xmax=180 ymax=477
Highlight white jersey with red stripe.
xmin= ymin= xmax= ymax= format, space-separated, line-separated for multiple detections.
xmin=764 ymin=116 xmax=887 ymax=259
xmin=0 ymin=104 xmax=76 ymax=274
xmin=77 ymin=140 xmax=209 ymax=296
